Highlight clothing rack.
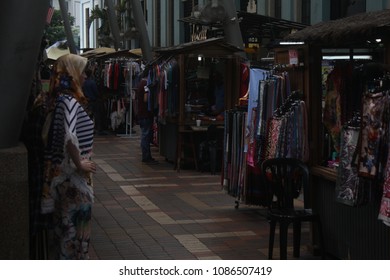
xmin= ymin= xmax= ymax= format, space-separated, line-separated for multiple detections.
xmin=115 ymin=59 xmax=141 ymax=138
xmin=223 ymin=65 xmax=309 ymax=208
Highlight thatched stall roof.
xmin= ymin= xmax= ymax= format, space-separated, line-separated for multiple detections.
xmin=284 ymin=9 xmax=390 ymax=47
xmin=153 ymin=37 xmax=243 ymax=57
xmin=81 ymin=48 xmax=141 ymax=60
xmin=179 ymin=12 xmax=308 ymax=41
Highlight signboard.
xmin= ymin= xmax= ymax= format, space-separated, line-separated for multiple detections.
xmin=288 ymin=49 xmax=298 ymax=65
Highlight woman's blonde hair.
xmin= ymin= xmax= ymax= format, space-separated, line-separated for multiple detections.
xmin=50 ymin=54 xmax=88 ymax=105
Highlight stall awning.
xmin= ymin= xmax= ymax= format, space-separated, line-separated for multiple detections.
xmin=236 ymin=11 xmax=308 ymax=39
xmin=154 ymin=37 xmax=243 ymax=57
xmin=45 ymin=40 xmax=70 ymax=61
xmin=81 ymin=47 xmax=116 ymax=58
xmin=179 ymin=11 xmax=308 ymax=41
xmin=81 ymin=48 xmax=141 ymax=60
xmin=284 ymin=9 xmax=390 ymax=47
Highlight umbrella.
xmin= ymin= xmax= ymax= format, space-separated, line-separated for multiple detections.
xmin=45 ymin=40 xmax=70 ymax=61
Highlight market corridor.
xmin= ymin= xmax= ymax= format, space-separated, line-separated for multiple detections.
xmin=89 ymin=129 xmax=319 ymax=260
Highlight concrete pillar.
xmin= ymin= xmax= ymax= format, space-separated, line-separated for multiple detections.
xmin=311 ymin=0 xmax=330 ymax=24
xmin=0 ymin=0 xmax=49 ymax=259
xmin=173 ymin=0 xmax=182 ymax=45
xmin=221 ymin=0 xmax=246 ymax=58
xmin=160 ymin=1 xmax=167 ymax=47
xmin=366 ymin=1 xmax=384 ymax=11
xmin=281 ymin=0 xmax=293 ymax=21
xmin=0 ymin=0 xmax=49 ymax=149
xmin=131 ymin=0 xmax=153 ymax=62
xmin=59 ymin=0 xmax=78 ymax=54
xmin=0 ymin=144 xmax=29 ymax=259
xmin=106 ymin=0 xmax=122 ymax=50
xmin=257 ymin=0 xmax=268 ymax=15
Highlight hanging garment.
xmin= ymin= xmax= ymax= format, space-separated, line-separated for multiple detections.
xmin=240 ymin=63 xmax=250 ymax=99
xmin=246 ymin=107 xmax=258 ymax=167
xmin=379 ymin=156 xmax=390 ymax=226
xmin=246 ymin=69 xmax=267 ymax=130
xmin=335 ymin=126 xmax=364 ymax=206
xmin=358 ymin=92 xmax=389 ymax=179
xmin=113 ymin=61 xmax=120 ymax=90
xmin=264 ymin=117 xmax=282 ymax=160
xmin=323 ymin=71 xmax=342 ymax=153
xmin=379 ymin=118 xmax=390 ymax=226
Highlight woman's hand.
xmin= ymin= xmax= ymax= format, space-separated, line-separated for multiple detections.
xmin=78 ymin=159 xmax=97 ymax=173
xmin=66 ymin=141 xmax=96 ymax=174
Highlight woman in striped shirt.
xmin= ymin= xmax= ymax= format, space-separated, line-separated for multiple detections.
xmin=41 ymin=54 xmax=96 ymax=259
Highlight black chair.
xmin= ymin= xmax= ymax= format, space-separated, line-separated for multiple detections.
xmin=261 ymin=158 xmax=324 ymax=259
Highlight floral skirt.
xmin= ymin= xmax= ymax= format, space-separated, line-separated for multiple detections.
xmin=54 ymin=178 xmax=93 ymax=260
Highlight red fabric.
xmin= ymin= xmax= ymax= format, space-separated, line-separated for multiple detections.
xmin=240 ymin=63 xmax=249 ymax=98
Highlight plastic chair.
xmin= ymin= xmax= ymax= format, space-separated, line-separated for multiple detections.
xmin=261 ymin=158 xmax=324 ymax=259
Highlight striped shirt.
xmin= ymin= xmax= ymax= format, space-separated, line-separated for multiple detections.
xmin=47 ymin=94 xmax=94 ymax=168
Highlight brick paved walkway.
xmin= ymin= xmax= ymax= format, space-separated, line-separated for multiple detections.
xmin=89 ymin=128 xmax=319 ymax=260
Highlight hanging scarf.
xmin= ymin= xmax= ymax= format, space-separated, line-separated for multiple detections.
xmin=335 ymin=126 xmax=363 ymax=206
xmin=358 ymin=92 xmax=389 ymax=179
xmin=379 ymin=156 xmax=390 ymax=226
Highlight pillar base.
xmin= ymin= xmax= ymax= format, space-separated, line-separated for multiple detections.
xmin=0 ymin=143 xmax=29 ymax=259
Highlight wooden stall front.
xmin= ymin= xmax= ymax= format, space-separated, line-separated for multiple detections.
xmin=150 ymin=38 xmax=243 ymax=170
xmin=278 ymin=10 xmax=390 ymax=259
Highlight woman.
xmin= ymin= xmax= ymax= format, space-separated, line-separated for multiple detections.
xmin=41 ymin=54 xmax=96 ymax=259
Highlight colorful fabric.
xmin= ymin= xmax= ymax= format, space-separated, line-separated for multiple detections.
xmin=379 ymin=118 xmax=390 ymax=226
xmin=323 ymin=72 xmax=342 ymax=153
xmin=358 ymin=92 xmax=389 ymax=178
xmin=379 ymin=191 xmax=390 ymax=227
xmin=335 ymin=126 xmax=361 ymax=206
xmin=54 ymin=176 xmax=93 ymax=259
xmin=264 ymin=117 xmax=282 ymax=160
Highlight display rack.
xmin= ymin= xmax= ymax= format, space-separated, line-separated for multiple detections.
xmin=117 ymin=60 xmax=139 ymax=138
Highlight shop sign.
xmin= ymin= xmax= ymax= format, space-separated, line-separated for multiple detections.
xmin=288 ymin=49 xmax=298 ymax=65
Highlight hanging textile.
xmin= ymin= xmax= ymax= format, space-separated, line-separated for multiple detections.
xmin=223 ymin=109 xmax=269 ymax=207
xmin=143 ymin=58 xmax=179 ymax=122
xmin=246 ymin=69 xmax=288 ymax=166
xmin=323 ymin=68 xmax=342 ymax=153
xmin=379 ymin=140 xmax=390 ymax=225
xmin=240 ymin=62 xmax=250 ymax=99
xmin=357 ymin=91 xmax=390 ymax=179
xmin=263 ymin=93 xmax=308 ymax=162
xmin=245 ymin=68 xmax=268 ymax=152
xmin=224 ymin=110 xmax=247 ymax=199
xmin=335 ymin=125 xmax=364 ymax=206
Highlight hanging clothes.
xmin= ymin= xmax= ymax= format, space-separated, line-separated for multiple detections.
xmin=246 ymin=69 xmax=288 ymax=167
xmin=335 ymin=125 xmax=363 ymax=206
xmin=379 ymin=142 xmax=390 ymax=225
xmin=263 ymin=94 xmax=309 ymax=162
xmin=224 ymin=66 xmax=306 ymax=207
xmin=246 ymin=68 xmax=268 ymax=143
xmin=323 ymin=67 xmax=343 ymax=153
xmin=357 ymin=91 xmax=389 ymax=179
xmin=143 ymin=58 xmax=179 ymax=122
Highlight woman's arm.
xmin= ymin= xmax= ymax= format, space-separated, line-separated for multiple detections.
xmin=66 ymin=140 xmax=96 ymax=173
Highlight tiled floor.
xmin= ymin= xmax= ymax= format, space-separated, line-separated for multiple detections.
xmin=89 ymin=129 xmax=320 ymax=260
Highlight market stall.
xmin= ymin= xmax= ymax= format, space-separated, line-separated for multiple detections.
xmin=144 ymin=38 xmax=243 ymax=170
xmin=279 ymin=9 xmax=390 ymax=259
xmin=82 ymin=49 xmax=142 ymax=135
